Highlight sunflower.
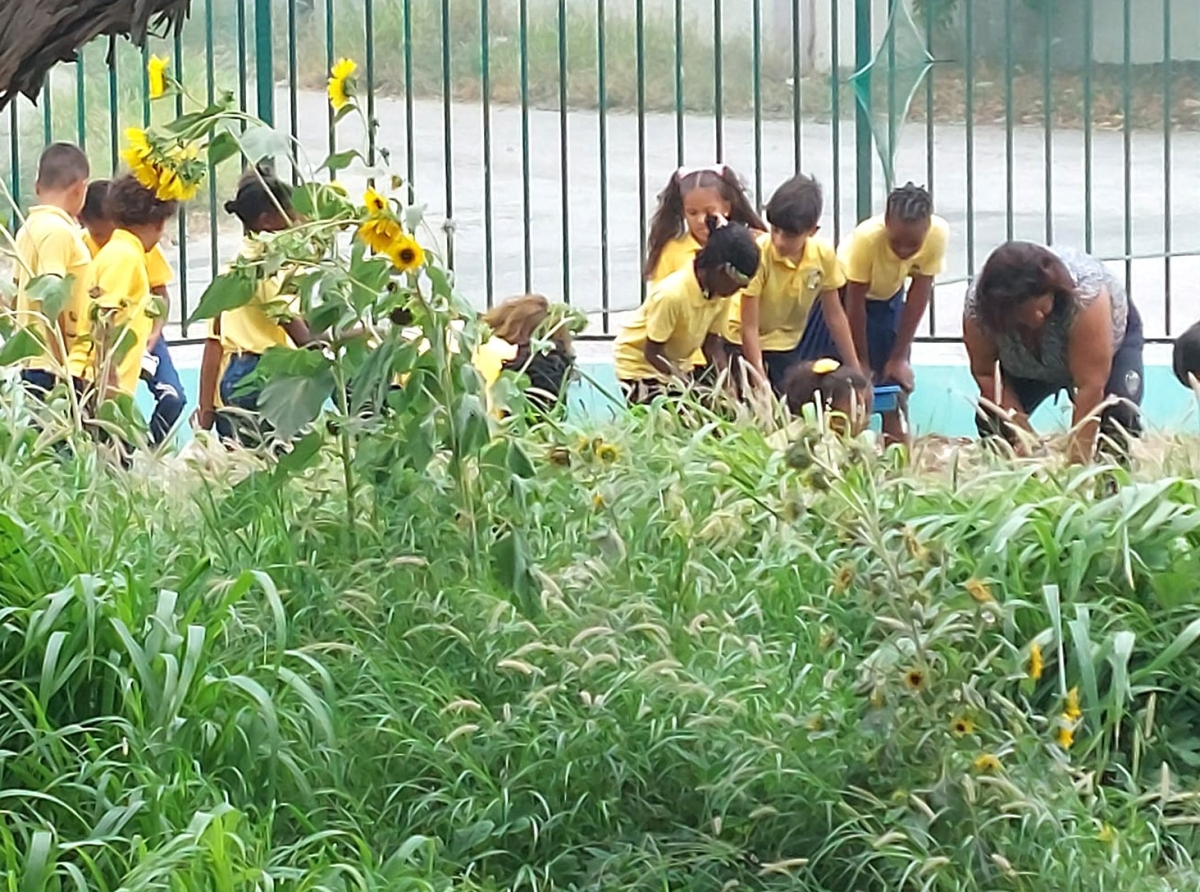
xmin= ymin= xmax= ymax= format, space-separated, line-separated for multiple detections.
xmin=357 ymin=216 xmax=403 ymax=255
xmin=328 ymin=58 xmax=358 ymax=111
xmin=147 ymin=55 xmax=170 ymax=99
xmin=832 ymin=563 xmax=854 ymax=593
xmin=951 ymin=715 xmax=976 ymax=737
xmin=388 ymin=235 xmax=425 ymax=274
xmin=902 ymin=667 xmax=926 ymax=692
xmin=594 ymin=442 xmax=619 ymax=464
xmin=363 ymin=188 xmax=388 ymax=214
xmin=122 ymin=128 xmax=155 ymax=174
xmin=1065 ymin=687 xmax=1082 ymax=721
xmin=1028 ymin=642 xmax=1044 ymax=681
xmin=973 ymin=753 xmax=1001 ymax=773
xmin=1057 ymin=722 xmax=1075 ymax=750
xmin=966 ymin=578 xmax=993 ymax=603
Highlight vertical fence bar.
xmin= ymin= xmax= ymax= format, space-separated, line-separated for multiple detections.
xmin=8 ymin=105 xmax=19 ymax=220
xmin=174 ymin=28 xmax=190 ymax=335
xmin=403 ymin=0 xmax=415 ymax=199
xmin=1082 ymin=0 xmax=1094 ymax=252
xmin=520 ymin=0 xmax=532 ymax=291
xmin=481 ymin=0 xmax=494 ymax=304
xmin=752 ymin=0 xmax=762 ymax=206
xmin=854 ymin=0 xmax=871 ymax=222
xmin=558 ymin=0 xmax=570 ymax=306
xmin=325 ymin=0 xmax=336 ymax=169
xmin=237 ymin=0 xmax=249 ymax=112
xmin=637 ymin=0 xmax=648 ymax=282
xmin=255 ymin=0 xmax=275 ymax=125
xmin=440 ymin=0 xmax=454 ymax=269
xmin=964 ymin=0 xmax=975 ymax=276
xmin=1003 ymin=0 xmax=1014 ymax=241
xmin=713 ymin=0 xmax=723 ymax=160
xmin=674 ymin=0 xmax=684 ymax=166
xmin=108 ymin=49 xmax=120 ymax=173
xmin=141 ymin=44 xmax=152 ymax=127
xmin=42 ymin=81 xmax=53 ymax=143
xmin=831 ymin=0 xmax=842 ymax=242
xmin=885 ymin=0 xmax=895 ymax=192
xmin=1042 ymin=0 xmax=1052 ymax=243
xmin=923 ymin=0 xmax=934 ymax=335
xmin=598 ymin=0 xmax=612 ymax=325
xmin=364 ymin=0 xmax=375 ymax=166
xmin=76 ymin=55 xmax=87 ymax=152
xmin=1162 ymin=0 xmax=1172 ymax=335
xmin=288 ymin=0 xmax=299 ymax=174
xmin=792 ymin=0 xmax=802 ymax=171
xmin=206 ymin=0 xmax=219 ymax=278
xmin=1122 ymin=0 xmax=1132 ymax=297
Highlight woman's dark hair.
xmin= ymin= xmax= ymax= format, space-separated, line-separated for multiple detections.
xmin=643 ymin=166 xmax=767 ymax=278
xmin=1173 ymin=320 xmax=1200 ymax=389
xmin=783 ymin=362 xmax=870 ymax=415
xmin=973 ymin=241 xmax=1077 ymax=334
xmin=104 ymin=174 xmax=178 ymax=228
xmin=885 ymin=182 xmax=933 ymax=222
xmin=224 ymin=164 xmax=294 ymax=229
xmin=80 ymin=179 xmax=111 ymax=223
xmin=695 ymin=215 xmax=760 ymax=281
xmin=765 ymin=174 xmax=823 ymax=235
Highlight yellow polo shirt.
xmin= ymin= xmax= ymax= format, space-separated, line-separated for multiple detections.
xmin=648 ymin=234 xmax=702 ymax=284
xmin=725 ymin=233 xmax=846 ymax=352
xmin=473 ymin=337 xmax=519 ymax=387
xmin=71 ymin=229 xmax=155 ymax=395
xmin=614 ymin=267 xmax=728 ymax=382
xmin=83 ymin=232 xmax=174 ymax=290
xmin=838 ymin=214 xmax=949 ymax=299
xmin=13 ymin=205 xmax=92 ymax=371
xmin=211 ymin=238 xmax=301 ymax=357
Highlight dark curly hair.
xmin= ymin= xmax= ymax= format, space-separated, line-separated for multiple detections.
xmin=104 ymin=174 xmax=178 ymax=229
xmin=695 ymin=215 xmax=760 ymax=280
xmin=972 ymin=241 xmax=1077 ymax=334
xmin=783 ymin=361 xmax=870 ymax=415
xmin=224 ymin=164 xmax=294 ymax=229
xmin=1174 ymin=320 xmax=1200 ymax=389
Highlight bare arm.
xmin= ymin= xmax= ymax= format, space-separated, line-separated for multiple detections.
xmin=284 ymin=318 xmax=315 ymax=348
xmin=1066 ymin=291 xmax=1116 ymax=464
xmin=149 ymin=285 xmax=170 ymax=348
xmin=643 ymin=340 xmax=684 ymax=381
xmin=739 ymin=295 xmax=764 ymax=379
xmin=195 ymin=334 xmax=224 ymax=430
xmin=964 ymin=315 xmax=1031 ymax=432
xmin=702 ymin=333 xmax=728 ymax=375
xmin=818 ymin=289 xmax=860 ymax=372
xmin=844 ymin=281 xmax=870 ymax=374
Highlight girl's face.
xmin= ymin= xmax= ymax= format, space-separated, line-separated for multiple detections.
xmin=885 ymin=216 xmax=930 ymax=260
xmin=683 ymin=186 xmax=732 ymax=245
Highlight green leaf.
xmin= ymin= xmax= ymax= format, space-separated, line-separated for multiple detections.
xmin=348 ymin=337 xmax=398 ymax=416
xmin=274 ymin=429 xmax=326 ymax=479
xmin=189 ymin=270 xmax=257 ymax=323
xmin=239 ymin=123 xmax=293 ymax=164
xmin=207 ymin=130 xmax=240 ymax=167
xmin=490 ymin=532 xmax=539 ymax=618
xmin=0 ymin=328 xmax=45 ymax=367
xmin=321 ymin=149 xmax=361 ymax=174
xmin=25 ymin=273 xmax=74 ymax=321
xmin=348 ymin=253 xmax=393 ymax=313
xmin=257 ymin=359 xmax=336 ymax=441
xmin=506 ymin=441 xmax=535 ymax=479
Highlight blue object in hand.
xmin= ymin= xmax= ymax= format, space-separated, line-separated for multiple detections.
xmin=873 ymin=384 xmax=902 ymax=414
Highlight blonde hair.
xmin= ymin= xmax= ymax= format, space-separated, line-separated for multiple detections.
xmin=482 ymin=294 xmax=555 ymax=345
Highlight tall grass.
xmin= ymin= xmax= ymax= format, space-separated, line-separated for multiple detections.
xmin=2 ymin=375 xmax=1200 ymax=889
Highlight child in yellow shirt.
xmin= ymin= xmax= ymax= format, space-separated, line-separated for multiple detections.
xmin=69 ymin=175 xmax=178 ymax=410
xmin=472 ymin=294 xmax=578 ymax=417
xmin=196 ymin=166 xmax=312 ymax=446
xmin=724 ymin=174 xmax=859 ymax=394
xmin=615 ymin=215 xmax=760 ymax=404
xmin=79 ymin=179 xmax=186 ymax=444
xmin=12 ymin=143 xmax=91 ymax=396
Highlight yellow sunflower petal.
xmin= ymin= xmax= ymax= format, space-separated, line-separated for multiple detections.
xmin=363 ymin=188 xmax=387 ymax=214
xmin=148 ymin=55 xmax=170 ymax=99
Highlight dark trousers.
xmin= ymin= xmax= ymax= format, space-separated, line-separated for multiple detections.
xmin=144 ymin=338 xmax=187 ymax=446
xmin=976 ymin=302 xmax=1145 ymax=459
xmin=216 ymin=353 xmax=270 ymax=446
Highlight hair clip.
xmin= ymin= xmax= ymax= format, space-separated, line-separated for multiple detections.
xmin=812 ymin=358 xmax=841 ymax=375
xmin=676 ymin=163 xmax=728 ymax=180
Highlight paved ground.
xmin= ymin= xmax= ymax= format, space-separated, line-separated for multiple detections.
xmin=163 ymin=87 xmax=1200 ymax=341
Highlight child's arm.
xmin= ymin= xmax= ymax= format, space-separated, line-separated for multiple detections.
xmin=738 ymin=295 xmax=766 ymax=382
xmin=881 ymin=274 xmax=932 ymax=391
xmin=195 ymin=334 xmax=224 ymax=431
xmin=844 ymin=282 xmax=870 ymax=373
xmin=148 ymin=285 xmax=170 ymax=349
xmin=284 ymin=318 xmax=315 ymax=348
xmin=818 ymin=289 xmax=860 ymax=372
xmin=702 ymin=333 xmax=728 ymax=375
xmin=643 ymin=340 xmax=685 ymax=381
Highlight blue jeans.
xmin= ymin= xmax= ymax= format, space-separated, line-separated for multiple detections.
xmin=217 ymin=353 xmax=268 ymax=445
xmin=795 ymin=289 xmax=906 ymax=378
xmin=144 ymin=338 xmax=187 ymax=445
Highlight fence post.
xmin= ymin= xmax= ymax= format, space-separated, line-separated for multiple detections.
xmin=255 ymin=0 xmax=275 ymax=125
xmin=854 ymin=0 xmax=872 ymax=222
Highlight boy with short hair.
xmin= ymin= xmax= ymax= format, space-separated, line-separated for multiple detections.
xmin=723 ymin=174 xmax=858 ymax=394
xmin=13 ymin=143 xmax=92 ymax=395
xmin=79 ymin=179 xmax=186 ymax=444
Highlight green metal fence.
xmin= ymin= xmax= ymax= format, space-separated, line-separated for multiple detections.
xmin=2 ymin=0 xmax=1197 ymax=343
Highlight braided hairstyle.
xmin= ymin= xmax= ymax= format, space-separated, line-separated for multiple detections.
xmin=643 ymin=166 xmax=766 ymax=279
xmin=224 ymin=164 xmax=294 ymax=232
xmin=885 ymin=182 xmax=933 ymax=223
xmin=694 ymin=214 xmax=760 ymax=293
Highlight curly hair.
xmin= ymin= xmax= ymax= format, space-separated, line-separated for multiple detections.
xmin=783 ymin=361 xmax=870 ymax=415
xmin=104 ymin=174 xmax=178 ymax=229
xmin=694 ymin=215 xmax=760 ymax=280
xmin=973 ymin=241 xmax=1077 ymax=334
xmin=224 ymin=164 xmax=294 ymax=229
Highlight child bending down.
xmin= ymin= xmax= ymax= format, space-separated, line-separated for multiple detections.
xmin=196 ymin=166 xmax=313 ymax=446
xmin=473 ymin=293 xmax=579 ymax=416
xmin=783 ymin=359 xmax=872 ymax=437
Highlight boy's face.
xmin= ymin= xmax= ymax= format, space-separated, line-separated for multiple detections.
xmin=771 ymin=226 xmax=817 ymax=263
xmin=884 ymin=216 xmax=930 ymax=260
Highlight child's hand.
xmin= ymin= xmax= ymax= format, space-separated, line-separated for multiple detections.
xmin=881 ymin=357 xmax=915 ymax=392
xmin=192 ymin=406 xmax=215 ymax=431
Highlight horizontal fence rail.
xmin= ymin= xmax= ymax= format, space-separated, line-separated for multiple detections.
xmin=1 ymin=0 xmax=1198 ymax=343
